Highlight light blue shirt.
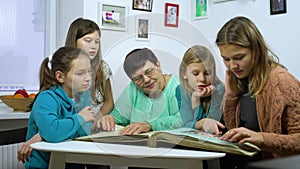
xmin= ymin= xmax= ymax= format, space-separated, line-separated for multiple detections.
xmin=176 ymin=83 xmax=225 ymax=129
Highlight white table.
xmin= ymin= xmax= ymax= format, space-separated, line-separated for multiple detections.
xmin=0 ymin=103 xmax=29 ymax=131
xmin=0 ymin=103 xmax=29 ymax=169
xmin=31 ymin=140 xmax=225 ymax=169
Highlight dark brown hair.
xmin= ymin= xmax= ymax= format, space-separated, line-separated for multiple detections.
xmin=123 ymin=48 xmax=158 ymax=78
xmin=65 ymin=17 xmax=107 ymax=103
xmin=29 ymin=47 xmax=88 ymax=111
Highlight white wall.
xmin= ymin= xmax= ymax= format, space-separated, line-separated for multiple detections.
xmin=56 ymin=0 xmax=299 ymax=98
xmin=81 ymin=0 xmax=300 ymax=78
xmin=192 ymin=0 xmax=300 ymax=81
xmin=56 ymin=0 xmax=84 ymax=48
xmin=81 ymin=0 xmax=217 ymax=99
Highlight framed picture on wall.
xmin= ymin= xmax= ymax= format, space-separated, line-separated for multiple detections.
xmin=193 ymin=0 xmax=208 ymax=20
xmin=132 ymin=0 xmax=153 ymax=12
xmin=164 ymin=3 xmax=179 ymax=27
xmin=98 ymin=3 xmax=128 ymax=31
xmin=213 ymin=0 xmax=234 ymax=3
xmin=270 ymin=0 xmax=286 ymax=15
xmin=136 ymin=17 xmax=150 ymax=41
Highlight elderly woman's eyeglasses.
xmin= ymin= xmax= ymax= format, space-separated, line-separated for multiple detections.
xmin=132 ymin=68 xmax=156 ymax=83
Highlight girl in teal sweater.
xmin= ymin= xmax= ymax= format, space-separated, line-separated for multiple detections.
xmin=176 ymin=45 xmax=225 ymax=135
xmin=25 ymin=47 xmax=95 ymax=169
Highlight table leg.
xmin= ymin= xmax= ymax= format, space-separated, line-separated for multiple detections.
xmin=207 ymin=158 xmax=221 ymax=169
xmin=185 ymin=160 xmax=203 ymax=169
xmin=48 ymin=152 xmax=66 ymax=169
xmin=110 ymin=166 xmax=128 ymax=169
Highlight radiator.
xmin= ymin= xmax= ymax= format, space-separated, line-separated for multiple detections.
xmin=0 ymin=143 xmax=25 ymax=169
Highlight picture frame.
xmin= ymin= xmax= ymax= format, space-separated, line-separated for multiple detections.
xmin=98 ymin=3 xmax=127 ymax=31
xmin=213 ymin=0 xmax=234 ymax=3
xmin=136 ymin=17 xmax=150 ymax=41
xmin=164 ymin=3 xmax=179 ymax=28
xmin=132 ymin=0 xmax=153 ymax=12
xmin=193 ymin=0 xmax=208 ymax=20
xmin=270 ymin=0 xmax=286 ymax=15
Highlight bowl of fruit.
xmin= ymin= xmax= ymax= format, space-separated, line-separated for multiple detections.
xmin=0 ymin=89 xmax=36 ymax=112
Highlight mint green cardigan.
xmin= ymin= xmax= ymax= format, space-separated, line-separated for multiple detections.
xmin=110 ymin=75 xmax=182 ymax=130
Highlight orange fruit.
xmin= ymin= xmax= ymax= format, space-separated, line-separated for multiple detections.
xmin=5 ymin=95 xmax=13 ymax=98
xmin=28 ymin=93 xmax=36 ymax=99
xmin=14 ymin=94 xmax=25 ymax=98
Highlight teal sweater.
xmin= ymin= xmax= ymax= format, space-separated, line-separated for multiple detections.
xmin=25 ymin=85 xmax=89 ymax=169
xmin=176 ymin=83 xmax=225 ymax=129
xmin=110 ymin=75 xmax=182 ymax=130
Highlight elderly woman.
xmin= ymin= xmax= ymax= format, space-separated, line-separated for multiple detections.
xmin=100 ymin=48 xmax=182 ymax=134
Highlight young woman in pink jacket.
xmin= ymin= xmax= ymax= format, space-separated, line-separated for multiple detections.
xmin=216 ymin=16 xmax=300 ymax=169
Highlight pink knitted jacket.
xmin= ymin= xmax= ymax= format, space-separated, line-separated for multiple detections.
xmin=223 ymin=66 xmax=300 ymax=159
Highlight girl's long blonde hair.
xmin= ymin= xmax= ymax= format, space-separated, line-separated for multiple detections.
xmin=179 ymin=45 xmax=223 ymax=95
xmin=216 ymin=16 xmax=280 ymax=96
xmin=179 ymin=45 xmax=223 ymax=112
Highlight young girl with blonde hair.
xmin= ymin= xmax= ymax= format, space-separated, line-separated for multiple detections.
xmin=176 ymin=45 xmax=225 ymax=134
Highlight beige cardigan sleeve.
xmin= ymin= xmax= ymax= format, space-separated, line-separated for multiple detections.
xmin=223 ymin=66 xmax=300 ymax=158
xmin=259 ymin=67 xmax=300 ymax=157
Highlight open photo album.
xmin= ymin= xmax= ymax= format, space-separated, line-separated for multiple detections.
xmin=74 ymin=125 xmax=260 ymax=156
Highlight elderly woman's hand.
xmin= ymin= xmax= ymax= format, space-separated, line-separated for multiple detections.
xmin=119 ymin=122 xmax=152 ymax=135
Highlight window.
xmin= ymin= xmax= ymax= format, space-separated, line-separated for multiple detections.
xmin=0 ymin=0 xmax=45 ymax=92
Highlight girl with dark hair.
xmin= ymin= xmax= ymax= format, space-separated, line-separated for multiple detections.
xmin=24 ymin=47 xmax=95 ymax=169
xmin=18 ymin=18 xmax=113 ymax=169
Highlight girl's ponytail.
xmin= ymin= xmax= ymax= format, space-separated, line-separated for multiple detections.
xmin=39 ymin=56 xmax=58 ymax=91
